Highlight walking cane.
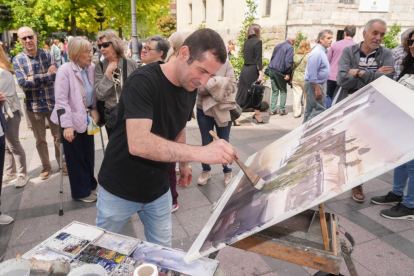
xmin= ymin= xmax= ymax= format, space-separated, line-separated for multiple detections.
xmin=57 ymin=109 xmax=65 ymax=216
xmin=99 ymin=127 xmax=105 ymax=154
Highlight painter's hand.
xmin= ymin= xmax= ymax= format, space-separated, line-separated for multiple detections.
xmin=315 ymin=88 xmax=322 ymax=100
xmin=64 ymin=127 xmax=76 ymax=143
xmin=376 ymin=66 xmax=393 ymax=74
xmin=200 ymin=139 xmax=238 ymax=165
xmin=178 ymin=162 xmax=192 ymax=188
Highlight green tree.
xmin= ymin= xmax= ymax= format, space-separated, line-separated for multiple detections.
xmin=383 ymin=22 xmax=401 ymax=50
xmin=230 ymin=0 xmax=270 ymax=82
xmin=293 ymin=31 xmax=307 ymax=52
xmin=6 ymin=0 xmax=46 ymax=56
xmin=230 ymin=0 xmax=257 ymax=81
xmin=157 ymin=15 xmax=176 ymax=38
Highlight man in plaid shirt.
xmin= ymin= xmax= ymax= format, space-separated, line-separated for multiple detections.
xmin=13 ymin=26 xmax=66 ymax=180
xmin=392 ymin=28 xmax=414 ymax=81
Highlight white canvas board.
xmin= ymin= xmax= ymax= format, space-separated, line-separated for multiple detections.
xmin=63 ymin=221 xmax=104 ymax=241
xmin=185 ymin=76 xmax=414 ymax=263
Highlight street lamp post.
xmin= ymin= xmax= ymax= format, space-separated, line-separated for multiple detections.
xmin=130 ymin=0 xmax=140 ymax=64
xmin=95 ymin=8 xmax=105 ymax=31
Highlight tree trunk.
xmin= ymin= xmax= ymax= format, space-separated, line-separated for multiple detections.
xmin=71 ymin=15 xmax=76 ymax=36
xmin=119 ymin=27 xmax=123 ymax=39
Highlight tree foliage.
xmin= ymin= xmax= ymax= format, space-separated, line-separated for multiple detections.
xmin=293 ymin=31 xmax=307 ymax=52
xmin=157 ymin=15 xmax=176 ymax=38
xmin=230 ymin=0 xmax=269 ymax=82
xmin=230 ymin=0 xmax=257 ymax=81
xmin=383 ymin=22 xmax=401 ymax=50
xmin=0 ymin=0 xmax=171 ymax=39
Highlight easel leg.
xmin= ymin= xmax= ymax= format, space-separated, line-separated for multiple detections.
xmin=319 ymin=203 xmax=330 ymax=251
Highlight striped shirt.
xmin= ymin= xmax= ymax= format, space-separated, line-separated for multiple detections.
xmin=358 ymin=48 xmax=378 ymax=72
xmin=349 ymin=44 xmax=378 ymax=94
xmin=13 ymin=48 xmax=59 ymax=113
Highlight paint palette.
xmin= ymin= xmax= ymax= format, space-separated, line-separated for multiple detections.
xmin=74 ymin=244 xmax=126 ymax=274
xmin=44 ymin=232 xmax=90 ymax=257
xmin=112 ymin=258 xmax=190 ymax=276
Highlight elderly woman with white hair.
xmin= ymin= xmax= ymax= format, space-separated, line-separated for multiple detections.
xmin=166 ymin=32 xmax=188 ymax=63
xmin=51 ymin=37 xmax=99 ymax=203
xmin=94 ymin=29 xmax=138 ymax=137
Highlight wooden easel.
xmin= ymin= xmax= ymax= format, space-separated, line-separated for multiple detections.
xmin=225 ymin=203 xmax=357 ymax=276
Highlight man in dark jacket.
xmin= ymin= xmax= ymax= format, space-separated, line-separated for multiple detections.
xmin=336 ymin=19 xmax=395 ymax=203
xmin=268 ymin=34 xmax=296 ymax=116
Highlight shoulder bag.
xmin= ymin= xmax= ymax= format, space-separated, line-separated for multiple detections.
xmin=103 ymin=58 xmax=127 ymax=129
xmin=248 ymin=81 xmax=266 ymax=110
xmin=288 ymin=53 xmax=307 ymax=87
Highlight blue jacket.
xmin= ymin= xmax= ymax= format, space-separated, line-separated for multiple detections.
xmin=268 ymin=41 xmax=294 ymax=76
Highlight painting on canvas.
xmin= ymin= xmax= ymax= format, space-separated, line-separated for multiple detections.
xmin=132 ymin=241 xmax=219 ymax=276
xmin=185 ymin=76 xmax=414 ymax=263
xmin=93 ymin=232 xmax=140 ymax=255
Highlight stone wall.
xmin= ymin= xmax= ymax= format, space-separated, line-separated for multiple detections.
xmin=287 ymin=0 xmax=414 ymax=43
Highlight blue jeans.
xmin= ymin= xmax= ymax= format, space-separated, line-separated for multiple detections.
xmin=197 ymin=108 xmax=232 ymax=173
xmin=392 ymin=159 xmax=414 ymax=208
xmin=96 ymin=187 xmax=173 ymax=247
xmin=326 ymin=80 xmax=337 ymax=109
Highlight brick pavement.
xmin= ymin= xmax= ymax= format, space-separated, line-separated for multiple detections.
xmin=1 ymin=89 xmax=414 ymax=276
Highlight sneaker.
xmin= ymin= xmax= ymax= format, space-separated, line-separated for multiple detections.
xmin=352 ymin=185 xmax=365 ymax=203
xmin=62 ymin=162 xmax=68 ymax=175
xmin=224 ymin=173 xmax=232 ymax=186
xmin=197 ymin=171 xmax=211 ymax=186
xmin=0 ymin=213 xmax=14 ymax=225
xmin=14 ymin=174 xmax=29 ymax=188
xmin=77 ymin=194 xmax=97 ymax=203
xmin=172 ymin=203 xmax=179 ymax=213
xmin=91 ymin=186 xmax=99 ymax=196
xmin=39 ymin=169 xmax=52 ymax=180
xmin=371 ymin=191 xmax=402 ymax=206
xmin=381 ymin=203 xmax=414 ymax=220
xmin=3 ymin=174 xmax=17 ymax=184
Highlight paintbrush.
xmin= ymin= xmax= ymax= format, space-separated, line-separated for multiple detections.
xmin=209 ymin=130 xmax=266 ymax=190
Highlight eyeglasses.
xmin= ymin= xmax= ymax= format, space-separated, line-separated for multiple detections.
xmin=97 ymin=41 xmax=112 ymax=49
xmin=408 ymin=39 xmax=414 ymax=47
xmin=83 ymin=50 xmax=93 ymax=56
xmin=20 ymin=35 xmax=35 ymax=41
xmin=143 ymin=46 xmax=156 ymax=52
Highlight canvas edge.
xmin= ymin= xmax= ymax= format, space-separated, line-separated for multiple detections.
xmin=184 ymin=154 xmax=257 ymax=264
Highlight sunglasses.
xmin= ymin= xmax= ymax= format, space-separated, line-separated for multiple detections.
xmin=98 ymin=41 xmax=112 ymax=49
xmin=408 ymin=39 xmax=414 ymax=47
xmin=20 ymin=35 xmax=35 ymax=41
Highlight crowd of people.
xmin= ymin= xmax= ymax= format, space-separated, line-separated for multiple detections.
xmin=0 ymin=18 xmax=413 ymax=246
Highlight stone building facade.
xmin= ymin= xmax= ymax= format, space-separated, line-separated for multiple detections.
xmin=177 ymin=0 xmax=414 ymax=56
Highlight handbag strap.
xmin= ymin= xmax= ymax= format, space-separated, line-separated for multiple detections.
xmin=122 ymin=58 xmax=127 ymax=87
xmin=291 ymin=53 xmax=307 ymax=73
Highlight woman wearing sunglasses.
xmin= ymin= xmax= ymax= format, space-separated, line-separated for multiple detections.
xmin=51 ymin=37 xmax=99 ymax=203
xmin=94 ymin=29 xmax=138 ymax=137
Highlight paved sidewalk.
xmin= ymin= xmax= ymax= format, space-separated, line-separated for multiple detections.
xmin=1 ymin=92 xmax=414 ymax=276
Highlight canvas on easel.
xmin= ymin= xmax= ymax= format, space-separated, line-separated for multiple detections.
xmin=185 ymin=76 xmax=414 ymax=263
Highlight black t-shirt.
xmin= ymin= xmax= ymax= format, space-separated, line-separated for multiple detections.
xmin=98 ymin=63 xmax=197 ymax=203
